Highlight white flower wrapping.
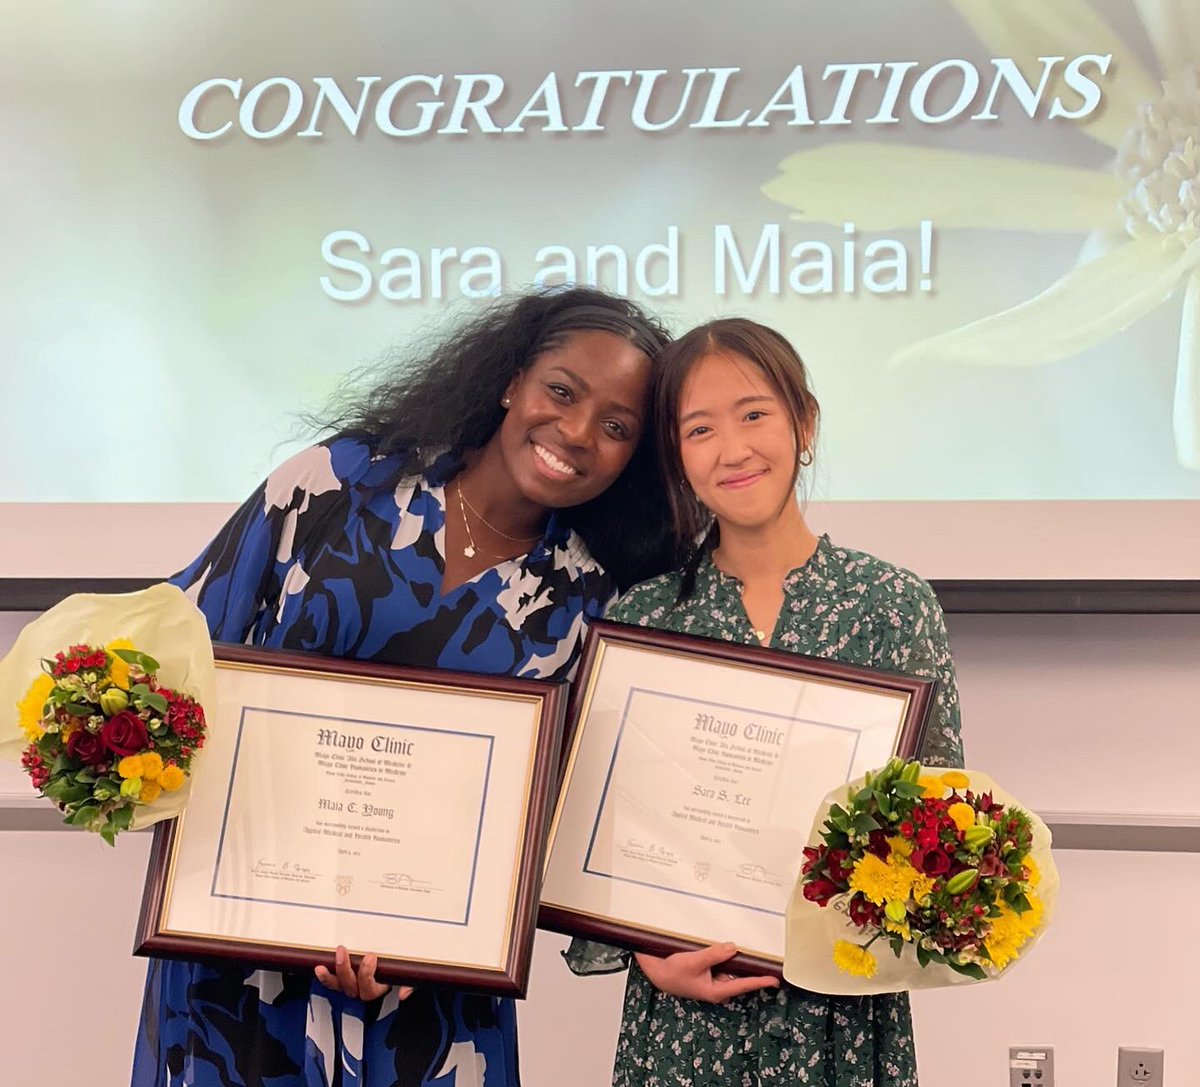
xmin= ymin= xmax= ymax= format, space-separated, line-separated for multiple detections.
xmin=783 ymin=768 xmax=1059 ymax=996
xmin=0 ymin=584 xmax=216 ymax=830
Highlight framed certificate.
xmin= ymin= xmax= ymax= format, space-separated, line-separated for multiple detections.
xmin=539 ymin=621 xmax=935 ymax=974
xmin=135 ymin=644 xmax=565 ymax=996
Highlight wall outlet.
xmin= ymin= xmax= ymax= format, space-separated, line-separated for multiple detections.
xmin=1117 ymin=1047 xmax=1164 ymax=1086
xmin=1009 ymin=1046 xmax=1054 ymax=1087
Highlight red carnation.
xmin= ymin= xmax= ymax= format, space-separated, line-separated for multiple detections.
xmin=67 ymin=727 xmax=108 ymax=767
xmin=102 ymin=710 xmax=150 ymax=756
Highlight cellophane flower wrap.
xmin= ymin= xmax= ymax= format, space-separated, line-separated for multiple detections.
xmin=0 ymin=584 xmax=215 ymax=843
xmin=784 ymin=758 xmax=1058 ymax=995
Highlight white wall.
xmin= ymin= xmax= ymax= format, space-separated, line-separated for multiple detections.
xmin=2 ymin=611 xmax=1197 ymax=1087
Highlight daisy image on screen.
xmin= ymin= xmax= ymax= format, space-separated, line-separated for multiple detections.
xmin=763 ymin=0 xmax=1200 ymax=469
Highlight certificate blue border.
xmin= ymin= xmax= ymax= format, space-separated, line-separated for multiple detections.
xmin=582 ymin=688 xmax=862 ymax=917
xmin=210 ymin=706 xmax=494 ymax=927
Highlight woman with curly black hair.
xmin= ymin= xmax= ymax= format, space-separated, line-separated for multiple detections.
xmin=132 ymin=287 xmax=675 ymax=1087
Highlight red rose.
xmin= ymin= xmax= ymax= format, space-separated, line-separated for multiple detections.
xmin=67 ymin=727 xmax=108 ymax=767
xmin=102 ymin=710 xmax=150 ymax=756
xmin=912 ymin=848 xmax=951 ymax=877
xmin=803 ymin=878 xmax=839 ymax=906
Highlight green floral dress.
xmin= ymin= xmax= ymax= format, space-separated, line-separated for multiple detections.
xmin=565 ymin=536 xmax=964 ymax=1087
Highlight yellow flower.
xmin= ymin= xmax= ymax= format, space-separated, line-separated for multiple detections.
xmin=917 ymin=775 xmax=946 ymax=799
xmin=105 ymin=639 xmax=134 ymax=690
xmin=948 ymin=803 xmax=977 ymax=832
xmin=1023 ymin=855 xmax=1042 ymax=888
xmin=887 ymin=835 xmax=913 ymax=859
xmin=985 ymin=892 xmax=1046 ymax=970
xmin=833 ymin=940 xmax=878 ymax=979
xmin=941 ymin=771 xmax=970 ymax=791
xmin=159 ymin=765 xmax=185 ymax=791
xmin=118 ymin=755 xmax=144 ymax=780
xmin=139 ymin=752 xmax=164 ymax=781
xmin=885 ymin=918 xmax=913 ymax=941
xmin=17 ymin=674 xmax=55 ymax=742
xmin=139 ymin=781 xmax=162 ymax=804
xmin=763 ymin=0 xmax=1200 ymax=471
xmin=849 ymin=853 xmax=919 ymax=906
xmin=911 ymin=871 xmax=936 ymax=906
xmin=60 ymin=722 xmax=79 ymax=745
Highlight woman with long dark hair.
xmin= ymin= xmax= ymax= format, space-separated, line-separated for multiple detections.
xmin=132 ymin=287 xmax=674 ymax=1087
xmin=568 ymin=317 xmax=964 ymax=1087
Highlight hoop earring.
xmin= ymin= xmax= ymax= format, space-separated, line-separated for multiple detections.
xmin=798 ymin=449 xmax=813 ymax=467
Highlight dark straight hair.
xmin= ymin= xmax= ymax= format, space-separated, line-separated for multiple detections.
xmin=311 ymin=287 xmax=677 ymax=589
xmin=652 ymin=318 xmax=821 ymax=598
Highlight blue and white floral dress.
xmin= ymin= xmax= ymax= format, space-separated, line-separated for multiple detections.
xmin=132 ymin=437 xmax=615 ymax=1087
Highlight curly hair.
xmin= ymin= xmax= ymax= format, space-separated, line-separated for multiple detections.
xmin=312 ymin=287 xmax=678 ymax=589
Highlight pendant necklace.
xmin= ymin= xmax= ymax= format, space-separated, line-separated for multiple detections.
xmin=455 ymin=480 xmax=538 ymax=560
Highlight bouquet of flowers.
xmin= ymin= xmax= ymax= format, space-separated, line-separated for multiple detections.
xmin=16 ymin=641 xmax=206 ymax=843
xmin=784 ymin=757 xmax=1057 ymax=995
xmin=1 ymin=584 xmax=216 ymax=843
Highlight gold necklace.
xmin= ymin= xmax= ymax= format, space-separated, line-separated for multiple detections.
xmin=457 ymin=482 xmax=541 ymax=544
xmin=455 ymin=482 xmax=523 ymax=560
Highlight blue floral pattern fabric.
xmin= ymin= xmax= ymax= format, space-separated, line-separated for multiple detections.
xmin=566 ymin=537 xmax=964 ymax=1087
xmin=132 ymin=437 xmax=615 ymax=1087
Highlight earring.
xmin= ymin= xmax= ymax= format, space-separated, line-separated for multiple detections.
xmin=501 ymin=396 xmax=511 ymax=408
xmin=799 ymin=449 xmax=813 ymax=467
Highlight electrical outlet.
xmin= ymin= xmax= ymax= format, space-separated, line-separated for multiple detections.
xmin=1009 ymin=1046 xmax=1054 ymax=1087
xmin=1117 ymin=1047 xmax=1164 ymax=1086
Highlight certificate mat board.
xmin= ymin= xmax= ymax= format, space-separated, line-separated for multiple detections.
xmin=540 ymin=621 xmax=934 ymax=974
xmin=136 ymin=644 xmax=565 ymax=996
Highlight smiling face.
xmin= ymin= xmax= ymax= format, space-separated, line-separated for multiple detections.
xmin=677 ymin=351 xmax=804 ymax=531
xmin=497 ymin=329 xmax=653 ymax=509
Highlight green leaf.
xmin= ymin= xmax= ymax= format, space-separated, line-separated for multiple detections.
xmin=57 ymin=784 xmax=92 ymax=805
xmin=947 ymin=959 xmax=988 ymax=980
xmin=892 ymin=781 xmax=928 ymax=799
xmin=74 ymin=769 xmax=96 ymax=784
xmin=51 ymin=753 xmax=71 ymax=775
xmin=916 ymin=944 xmax=931 ymax=968
xmin=112 ymin=805 xmax=135 ymax=830
xmin=69 ymin=804 xmax=100 ymax=826
xmin=42 ymin=778 xmax=70 ymax=801
xmin=875 ymin=790 xmax=894 ymax=819
xmin=1011 ymin=892 xmax=1032 ymax=915
xmin=852 ymin=812 xmax=880 ymax=835
xmin=100 ymin=822 xmax=117 ymax=846
xmin=141 ymin=691 xmax=169 ymax=714
xmin=63 ymin=703 xmax=94 ymax=717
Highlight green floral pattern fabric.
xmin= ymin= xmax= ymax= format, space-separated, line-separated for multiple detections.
xmin=565 ymin=536 xmax=964 ymax=1087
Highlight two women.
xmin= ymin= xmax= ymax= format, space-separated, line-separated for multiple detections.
xmin=134 ymin=292 xmax=962 ymax=1087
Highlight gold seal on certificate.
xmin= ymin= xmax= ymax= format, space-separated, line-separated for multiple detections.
xmin=136 ymin=645 xmax=565 ymax=996
xmin=539 ymin=621 xmax=935 ymax=975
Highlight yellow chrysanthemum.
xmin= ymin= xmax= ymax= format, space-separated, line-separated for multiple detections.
xmin=833 ymin=940 xmax=879 ymax=979
xmin=985 ymin=892 xmax=1046 ymax=970
xmin=941 ymin=771 xmax=970 ymax=790
xmin=139 ymin=781 xmax=162 ymax=804
xmin=849 ymin=853 xmax=920 ymax=906
xmin=917 ymin=775 xmax=946 ymax=799
xmin=885 ymin=918 xmax=913 ymax=941
xmin=105 ymin=639 xmax=134 ymax=691
xmin=17 ymin=674 xmax=55 ymax=742
xmin=887 ymin=835 xmax=913 ymax=859
xmin=948 ymin=802 xmax=977 ymax=832
xmin=159 ymin=765 xmax=185 ymax=791
xmin=139 ymin=752 xmax=164 ymax=781
xmin=118 ymin=755 xmax=144 ymax=780
xmin=1023 ymin=855 xmax=1042 ymax=888
xmin=911 ymin=871 xmax=936 ymax=906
